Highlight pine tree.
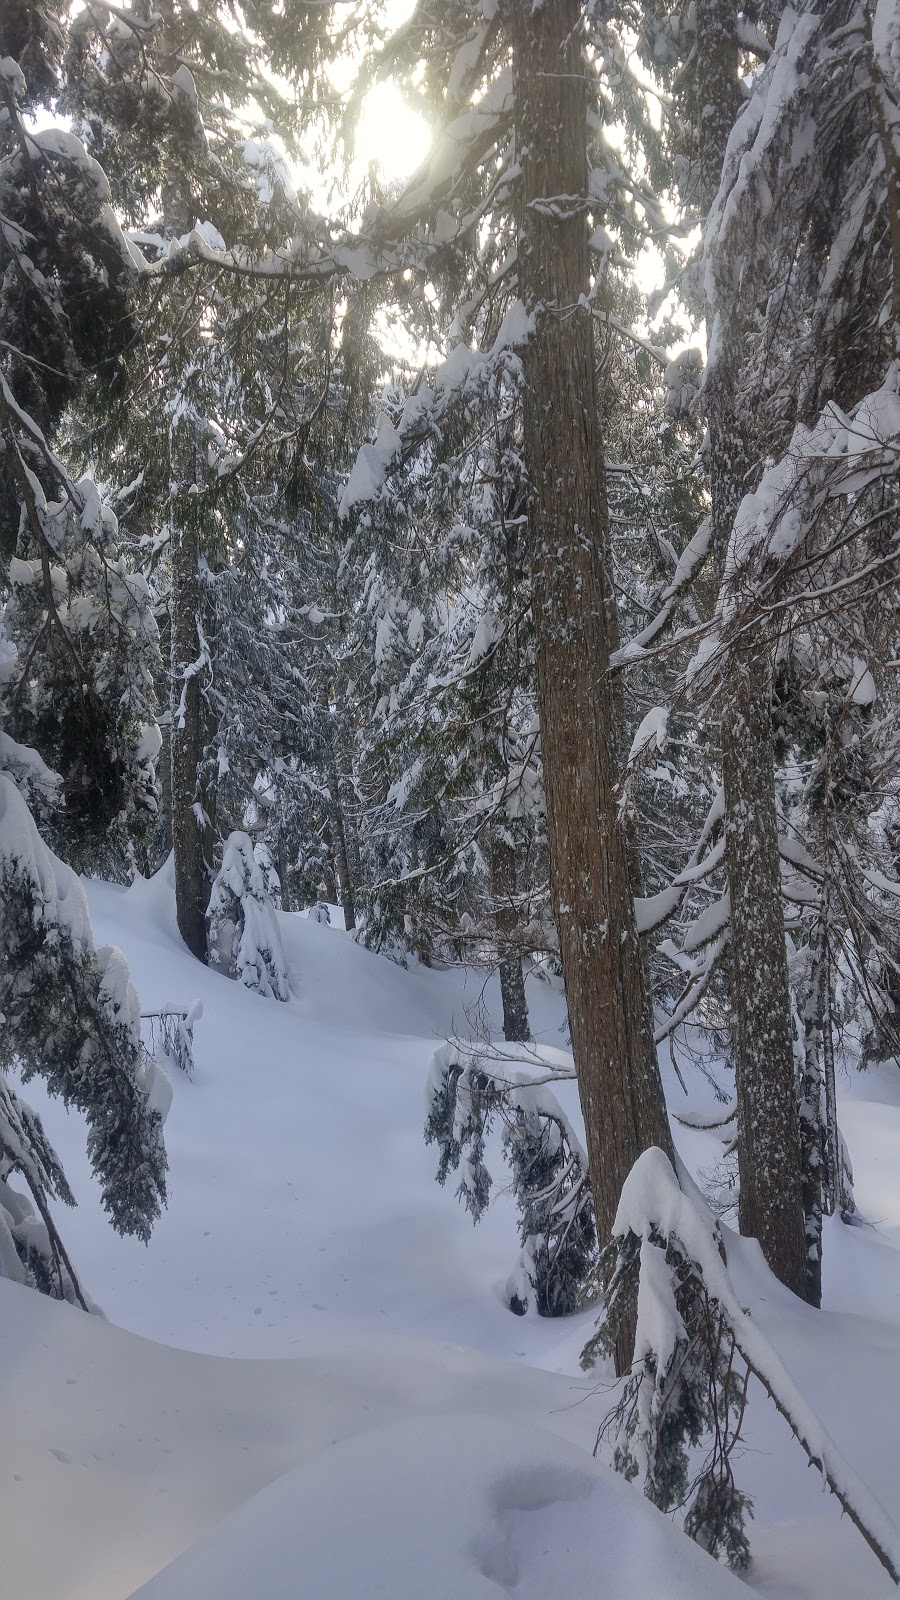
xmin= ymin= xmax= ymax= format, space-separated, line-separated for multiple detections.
xmin=0 ymin=771 xmax=168 ymax=1299
xmin=425 ymin=1042 xmax=595 ymax=1317
xmin=208 ymin=830 xmax=290 ymax=1000
xmin=0 ymin=3 xmax=187 ymax=1301
xmin=506 ymin=0 xmax=673 ymax=1362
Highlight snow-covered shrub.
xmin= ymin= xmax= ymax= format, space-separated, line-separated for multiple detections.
xmin=141 ymin=1001 xmax=203 ymax=1079
xmin=2 ymin=473 xmax=161 ymax=874
xmin=207 ymin=832 xmax=290 ymax=1001
xmin=0 ymin=1077 xmax=84 ymax=1305
xmin=584 ymin=1149 xmax=900 ymax=1582
xmin=587 ymin=1216 xmax=754 ymax=1571
xmin=0 ymin=773 xmax=168 ymax=1277
xmin=425 ymin=1043 xmax=595 ymax=1316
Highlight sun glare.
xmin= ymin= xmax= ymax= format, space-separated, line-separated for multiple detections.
xmin=356 ymin=82 xmax=431 ymax=186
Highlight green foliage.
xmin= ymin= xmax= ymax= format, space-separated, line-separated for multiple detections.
xmin=425 ymin=1048 xmax=596 ymax=1316
xmin=585 ymin=1227 xmax=754 ymax=1572
xmin=0 ymin=774 xmax=167 ymax=1243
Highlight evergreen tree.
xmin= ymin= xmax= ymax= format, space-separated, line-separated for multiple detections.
xmin=0 ymin=770 xmax=168 ymax=1299
xmin=208 ymin=829 xmax=290 ymax=1000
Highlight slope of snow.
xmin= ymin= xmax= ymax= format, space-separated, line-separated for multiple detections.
xmin=5 ymin=866 xmax=900 ymax=1600
xmin=20 ymin=865 xmax=584 ymax=1365
xmin=0 ymin=1275 xmax=745 ymax=1600
xmin=131 ymin=1415 xmax=747 ymax=1600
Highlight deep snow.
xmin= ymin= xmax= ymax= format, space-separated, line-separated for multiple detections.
xmin=4 ymin=867 xmax=900 ymax=1599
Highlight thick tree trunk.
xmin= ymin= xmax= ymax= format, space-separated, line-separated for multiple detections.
xmin=169 ymin=507 xmax=209 ymax=962
xmin=722 ymin=657 xmax=807 ymax=1299
xmin=507 ymin=0 xmax=673 ymax=1372
xmin=490 ymin=833 xmax=530 ymax=1043
xmin=698 ymin=0 xmax=809 ymax=1301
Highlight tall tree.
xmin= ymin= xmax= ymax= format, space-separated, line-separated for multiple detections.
xmin=696 ymin=0 xmax=807 ymax=1298
xmin=505 ymin=0 xmax=674 ymax=1334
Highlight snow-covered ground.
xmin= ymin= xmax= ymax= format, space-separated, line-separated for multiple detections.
xmin=4 ymin=869 xmax=900 ymax=1599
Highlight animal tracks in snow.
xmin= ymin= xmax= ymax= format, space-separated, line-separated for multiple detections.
xmin=471 ymin=1465 xmax=594 ymax=1591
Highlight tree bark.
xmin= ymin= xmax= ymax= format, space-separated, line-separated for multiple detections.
xmin=722 ymin=657 xmax=807 ymax=1298
xmin=697 ymin=0 xmax=808 ymax=1300
xmin=169 ymin=504 xmax=210 ymax=962
xmin=800 ymin=900 xmax=829 ymax=1305
xmin=507 ymin=0 xmax=673 ymax=1371
xmin=490 ymin=832 xmax=530 ymax=1042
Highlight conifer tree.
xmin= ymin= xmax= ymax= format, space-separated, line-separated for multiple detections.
xmin=0 ymin=5 xmax=175 ymax=1298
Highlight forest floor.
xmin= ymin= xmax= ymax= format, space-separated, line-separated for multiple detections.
xmin=4 ymin=867 xmax=900 ymax=1599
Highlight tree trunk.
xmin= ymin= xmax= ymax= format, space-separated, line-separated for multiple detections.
xmin=800 ymin=901 xmax=828 ymax=1306
xmin=722 ymin=659 xmax=807 ymax=1298
xmin=327 ymin=750 xmax=357 ymax=932
xmin=507 ymin=0 xmax=673 ymax=1371
xmin=158 ymin=718 xmax=174 ymax=859
xmin=697 ymin=0 xmax=809 ymax=1301
xmin=490 ymin=832 xmax=530 ymax=1042
xmin=169 ymin=505 xmax=209 ymax=962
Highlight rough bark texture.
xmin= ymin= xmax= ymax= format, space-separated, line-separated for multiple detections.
xmin=698 ymin=0 xmax=809 ymax=1301
xmin=507 ymin=0 xmax=673 ymax=1370
xmin=490 ymin=833 xmax=530 ymax=1043
xmin=722 ymin=658 xmax=807 ymax=1298
xmin=158 ymin=721 xmax=174 ymax=858
xmin=169 ymin=508 xmax=209 ymax=962
xmin=800 ymin=906 xmax=829 ymax=1306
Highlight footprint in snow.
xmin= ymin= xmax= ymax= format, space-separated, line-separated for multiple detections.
xmin=470 ymin=1465 xmax=594 ymax=1592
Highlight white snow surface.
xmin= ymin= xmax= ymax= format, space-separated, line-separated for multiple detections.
xmin=131 ymin=1411 xmax=747 ymax=1600
xmin=5 ymin=870 xmax=900 ymax=1599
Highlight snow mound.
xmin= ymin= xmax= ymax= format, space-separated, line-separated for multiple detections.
xmin=0 ymin=1277 xmax=743 ymax=1600
xmin=130 ymin=1414 xmax=744 ymax=1600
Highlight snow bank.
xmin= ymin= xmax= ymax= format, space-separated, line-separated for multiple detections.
xmin=131 ymin=1413 xmax=745 ymax=1600
xmin=0 ymin=1277 xmax=744 ymax=1600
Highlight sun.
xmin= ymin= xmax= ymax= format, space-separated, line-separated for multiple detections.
xmin=356 ymin=81 xmax=431 ymax=186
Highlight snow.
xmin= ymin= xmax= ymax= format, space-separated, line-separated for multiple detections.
xmin=0 ymin=729 xmax=61 ymax=810
xmin=851 ymin=659 xmax=878 ymax=707
xmin=132 ymin=1412 xmax=746 ymax=1600
xmin=872 ymin=0 xmax=900 ymax=102
xmin=705 ymin=11 xmax=822 ymax=314
xmin=615 ymin=1149 xmax=900 ymax=1583
xmin=0 ymin=774 xmax=94 ymax=954
xmin=339 ymin=306 xmax=530 ymax=518
xmin=629 ymin=705 xmax=669 ymax=762
xmin=190 ymin=219 xmax=226 ymax=254
xmin=207 ymin=833 xmax=290 ymax=1001
xmin=719 ymin=371 xmax=900 ymax=603
xmin=635 ymin=882 xmax=683 ymax=934
xmin=6 ymin=870 xmax=900 ymax=1599
xmin=843 ymin=379 xmax=900 ymax=458
xmin=170 ymin=65 xmax=198 ymax=105
xmin=7 ymin=555 xmax=36 ymax=587
xmin=338 ymin=422 xmax=402 ymax=517
xmin=488 ymin=297 xmax=535 ymax=354
xmin=680 ymin=891 xmax=731 ymax=953
xmin=0 ymin=55 xmax=26 ymax=98
xmin=26 ymin=128 xmax=112 ymax=201
xmin=0 ymin=1276 xmax=744 ymax=1600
